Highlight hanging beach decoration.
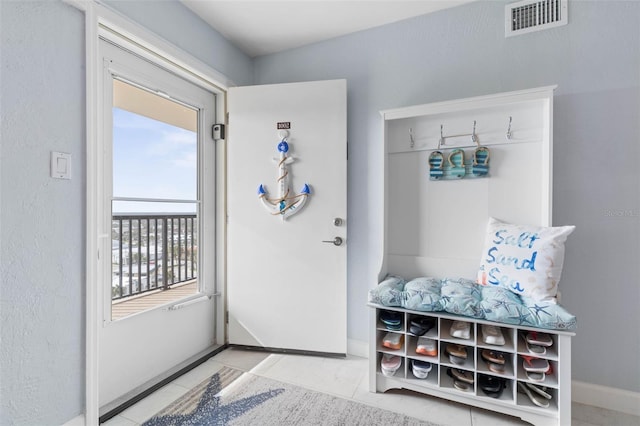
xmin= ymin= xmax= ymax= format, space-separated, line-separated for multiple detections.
xmin=257 ymin=133 xmax=311 ymax=220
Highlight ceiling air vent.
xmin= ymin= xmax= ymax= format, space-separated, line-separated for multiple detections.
xmin=506 ymin=0 xmax=568 ymax=37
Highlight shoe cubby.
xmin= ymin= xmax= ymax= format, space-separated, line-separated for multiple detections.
xmin=376 ymin=329 xmax=405 ymax=355
xmin=476 ymin=348 xmax=515 ymax=379
xmin=376 ymin=351 xmax=405 ymax=379
xmin=440 ymin=365 xmax=475 ymax=394
xmin=405 ymin=357 xmax=438 ymax=387
xmin=441 ymin=343 xmax=475 ymax=370
xmin=516 ymin=358 xmax=559 ymax=388
xmin=476 ymin=373 xmax=514 ymax=404
xmin=371 ymin=306 xmax=573 ymax=425
xmin=517 ymin=331 xmax=559 ymax=361
xmin=516 ymin=381 xmax=559 ymax=412
xmin=405 ymin=335 xmax=439 ymax=363
xmin=477 ymin=325 xmax=515 ymax=352
xmin=440 ymin=318 xmax=475 ymax=344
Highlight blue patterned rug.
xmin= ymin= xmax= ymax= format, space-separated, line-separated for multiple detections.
xmin=143 ymin=366 xmax=438 ymax=426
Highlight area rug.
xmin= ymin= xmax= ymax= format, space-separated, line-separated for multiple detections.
xmin=143 ymin=366 xmax=439 ymax=425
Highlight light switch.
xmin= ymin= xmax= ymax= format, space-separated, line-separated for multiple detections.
xmin=51 ymin=151 xmax=71 ymax=179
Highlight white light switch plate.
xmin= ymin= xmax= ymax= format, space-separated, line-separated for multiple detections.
xmin=51 ymin=151 xmax=71 ymax=179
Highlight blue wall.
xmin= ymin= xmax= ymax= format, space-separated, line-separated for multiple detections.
xmin=254 ymin=0 xmax=640 ymax=393
xmin=0 ymin=1 xmax=250 ymax=424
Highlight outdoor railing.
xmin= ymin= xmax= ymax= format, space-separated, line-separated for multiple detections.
xmin=112 ymin=213 xmax=197 ymax=300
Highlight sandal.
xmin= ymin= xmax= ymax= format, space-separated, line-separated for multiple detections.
xmin=481 ymin=324 xmax=505 ymax=346
xmin=446 ymin=344 xmax=468 ymax=359
xmin=522 ymin=356 xmax=549 ymax=373
xmin=472 ymin=146 xmax=490 ymax=176
xmin=481 ymin=349 xmax=505 ymax=365
xmin=448 ymin=149 xmax=465 ymax=178
xmin=447 ymin=367 xmax=474 ymax=384
xmin=526 ymin=371 xmax=546 ymax=382
xmin=380 ymin=310 xmax=402 ymax=331
xmin=382 ymin=332 xmax=404 ymax=350
xmin=526 ymin=340 xmax=546 ymax=355
xmin=428 ymin=151 xmax=444 ymax=180
xmin=411 ymin=359 xmax=432 ymax=379
xmin=409 ymin=317 xmax=436 ymax=336
xmin=525 ymin=382 xmax=552 ymax=400
xmin=518 ymin=382 xmax=550 ymax=408
xmin=416 ymin=336 xmax=438 ymax=356
xmin=479 ymin=375 xmax=506 ymax=398
xmin=450 ymin=320 xmax=471 ymax=339
xmin=526 ymin=331 xmax=553 ymax=347
xmin=380 ymin=353 xmax=402 ymax=377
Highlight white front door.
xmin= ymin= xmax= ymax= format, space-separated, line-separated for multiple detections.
xmin=98 ymin=39 xmax=218 ymax=407
xmin=227 ymin=80 xmax=347 ymax=355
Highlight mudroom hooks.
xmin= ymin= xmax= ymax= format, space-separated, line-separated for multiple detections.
xmin=438 ymin=120 xmax=478 ymax=149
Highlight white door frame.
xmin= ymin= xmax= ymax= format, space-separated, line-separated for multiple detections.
xmin=66 ymin=1 xmax=231 ymax=422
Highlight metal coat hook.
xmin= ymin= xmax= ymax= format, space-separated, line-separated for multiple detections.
xmin=409 ymin=127 xmax=415 ymax=148
xmin=506 ymin=116 xmax=513 ymax=140
xmin=471 ymin=120 xmax=477 ymax=144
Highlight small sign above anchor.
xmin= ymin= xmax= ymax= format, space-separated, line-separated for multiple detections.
xmin=257 ymin=133 xmax=311 ymax=221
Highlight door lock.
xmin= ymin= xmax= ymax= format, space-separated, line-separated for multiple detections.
xmin=333 ymin=218 xmax=343 ymax=226
xmin=322 ymin=237 xmax=343 ymax=246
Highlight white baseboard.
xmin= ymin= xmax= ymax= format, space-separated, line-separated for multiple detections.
xmin=572 ymin=380 xmax=640 ymax=417
xmin=62 ymin=414 xmax=85 ymax=426
xmin=347 ymin=338 xmax=368 ymax=358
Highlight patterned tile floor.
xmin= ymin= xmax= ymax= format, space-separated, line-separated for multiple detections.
xmin=103 ymin=348 xmax=639 ymax=426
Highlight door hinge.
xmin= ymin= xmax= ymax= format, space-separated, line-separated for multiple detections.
xmin=225 ymin=311 xmax=229 ymax=324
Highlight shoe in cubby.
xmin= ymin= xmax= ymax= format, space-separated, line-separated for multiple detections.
xmin=380 ymin=353 xmax=402 ymax=377
xmin=382 ymin=332 xmax=404 ymax=350
xmin=478 ymin=374 xmax=507 ymax=399
xmin=481 ymin=324 xmax=506 ymax=346
xmin=450 ymin=320 xmax=471 ymax=340
xmin=416 ymin=336 xmax=438 ymax=357
xmin=408 ymin=316 xmax=436 ymax=336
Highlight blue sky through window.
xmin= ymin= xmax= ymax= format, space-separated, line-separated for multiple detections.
xmin=112 ymin=108 xmax=197 ymax=213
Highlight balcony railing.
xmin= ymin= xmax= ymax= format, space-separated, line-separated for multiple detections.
xmin=112 ymin=213 xmax=197 ymax=300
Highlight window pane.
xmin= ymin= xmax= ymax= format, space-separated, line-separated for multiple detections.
xmin=112 ymin=79 xmax=198 ymax=201
xmin=111 ymin=202 xmax=199 ymax=318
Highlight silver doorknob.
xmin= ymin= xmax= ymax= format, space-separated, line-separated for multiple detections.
xmin=322 ymin=237 xmax=343 ymax=246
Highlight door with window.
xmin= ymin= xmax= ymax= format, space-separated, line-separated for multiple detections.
xmin=98 ymin=39 xmax=218 ymax=408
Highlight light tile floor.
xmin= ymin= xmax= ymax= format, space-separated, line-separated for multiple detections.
xmin=104 ymin=348 xmax=639 ymax=426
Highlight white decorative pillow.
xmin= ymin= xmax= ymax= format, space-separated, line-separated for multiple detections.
xmin=477 ymin=217 xmax=575 ymax=302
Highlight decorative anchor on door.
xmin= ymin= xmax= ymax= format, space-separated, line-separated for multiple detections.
xmin=257 ymin=131 xmax=311 ymax=220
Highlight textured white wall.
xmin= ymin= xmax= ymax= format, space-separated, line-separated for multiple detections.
xmin=253 ymin=0 xmax=640 ymax=393
xmin=0 ymin=1 xmax=85 ymax=424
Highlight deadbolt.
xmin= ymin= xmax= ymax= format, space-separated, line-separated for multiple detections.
xmin=333 ymin=218 xmax=343 ymax=226
xmin=322 ymin=237 xmax=343 ymax=246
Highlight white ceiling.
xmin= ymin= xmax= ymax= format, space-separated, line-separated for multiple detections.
xmin=180 ymin=1 xmax=476 ymax=57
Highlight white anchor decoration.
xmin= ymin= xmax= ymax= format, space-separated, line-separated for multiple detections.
xmin=257 ymin=132 xmax=311 ymax=220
